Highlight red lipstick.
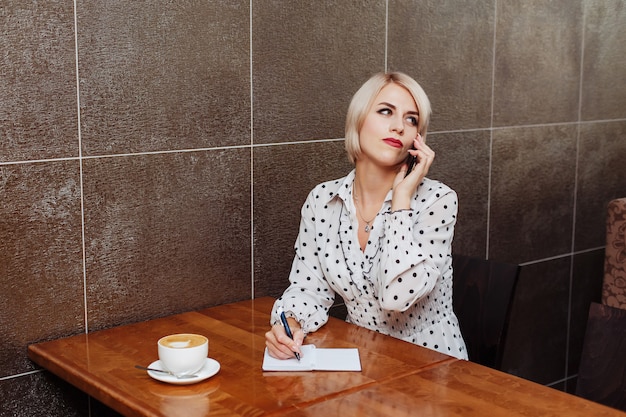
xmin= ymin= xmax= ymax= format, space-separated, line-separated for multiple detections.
xmin=383 ymin=138 xmax=403 ymax=148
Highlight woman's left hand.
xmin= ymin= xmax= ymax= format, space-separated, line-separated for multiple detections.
xmin=392 ymin=134 xmax=435 ymax=211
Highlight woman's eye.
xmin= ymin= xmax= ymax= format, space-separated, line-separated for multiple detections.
xmin=406 ymin=116 xmax=418 ymax=126
xmin=377 ymin=108 xmax=392 ymax=115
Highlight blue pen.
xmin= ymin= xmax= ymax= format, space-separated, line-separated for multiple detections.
xmin=279 ymin=310 xmax=301 ymax=361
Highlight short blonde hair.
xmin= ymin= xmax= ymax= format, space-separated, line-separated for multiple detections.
xmin=345 ymin=72 xmax=431 ymax=165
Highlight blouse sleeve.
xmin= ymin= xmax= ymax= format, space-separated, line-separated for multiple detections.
xmin=376 ymin=184 xmax=457 ymax=311
xmin=271 ymin=190 xmax=336 ymax=333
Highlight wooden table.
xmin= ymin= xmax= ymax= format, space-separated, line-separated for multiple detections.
xmin=28 ymin=297 xmax=449 ymax=416
xmin=28 ymin=297 xmax=625 ymax=417
xmin=278 ymin=359 xmax=625 ymax=417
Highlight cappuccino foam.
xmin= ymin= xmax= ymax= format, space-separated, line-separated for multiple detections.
xmin=159 ymin=334 xmax=206 ymax=349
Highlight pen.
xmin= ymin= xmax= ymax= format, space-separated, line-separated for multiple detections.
xmin=279 ymin=310 xmax=301 ymax=361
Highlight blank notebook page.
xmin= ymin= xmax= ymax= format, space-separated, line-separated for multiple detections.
xmin=262 ymin=344 xmax=361 ymax=371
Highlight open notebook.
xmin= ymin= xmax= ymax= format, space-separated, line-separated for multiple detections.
xmin=262 ymin=344 xmax=361 ymax=372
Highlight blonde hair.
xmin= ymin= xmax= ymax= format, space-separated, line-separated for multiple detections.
xmin=344 ymin=72 xmax=431 ymax=165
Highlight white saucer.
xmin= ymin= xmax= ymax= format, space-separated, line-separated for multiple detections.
xmin=146 ymin=358 xmax=220 ymax=385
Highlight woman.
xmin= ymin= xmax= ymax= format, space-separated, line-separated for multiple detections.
xmin=265 ymin=71 xmax=467 ymax=360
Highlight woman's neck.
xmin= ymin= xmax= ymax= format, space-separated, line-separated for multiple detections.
xmin=353 ymin=163 xmax=395 ymax=205
xmin=353 ymin=163 xmax=394 ymax=251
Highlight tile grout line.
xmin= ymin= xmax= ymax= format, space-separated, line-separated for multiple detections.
xmin=73 ymin=0 xmax=89 ymax=336
xmin=0 ymin=370 xmax=42 ymax=381
xmin=384 ymin=0 xmax=388 ymax=71
xmin=485 ymin=0 xmax=498 ymax=259
xmin=518 ymin=246 xmax=605 ymax=267
xmin=564 ymin=3 xmax=588 ymax=390
xmin=250 ymin=0 xmax=255 ymax=300
xmin=546 ymin=374 xmax=577 ymax=389
xmin=1 ymin=118 xmax=624 ymax=168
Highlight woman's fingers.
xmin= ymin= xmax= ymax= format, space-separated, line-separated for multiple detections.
xmin=392 ymin=139 xmax=435 ymax=211
xmin=409 ymin=136 xmax=434 ymax=179
xmin=265 ymin=324 xmax=303 ymax=359
xmin=265 ymin=329 xmax=293 ymax=359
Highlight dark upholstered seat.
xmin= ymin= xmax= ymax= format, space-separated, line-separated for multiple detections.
xmin=603 ymin=198 xmax=626 ymax=309
xmin=575 ymin=302 xmax=626 ymax=411
xmin=452 ymin=254 xmax=520 ymax=370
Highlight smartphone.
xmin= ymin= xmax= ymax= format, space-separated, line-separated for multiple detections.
xmin=405 ymin=149 xmax=417 ymax=177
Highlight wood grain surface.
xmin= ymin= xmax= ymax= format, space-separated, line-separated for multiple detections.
xmin=28 ymin=297 xmax=624 ymax=416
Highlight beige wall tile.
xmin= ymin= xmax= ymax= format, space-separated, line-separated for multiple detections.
xmin=0 ymin=162 xmax=84 ymax=376
xmin=77 ymin=1 xmax=251 ymax=155
xmin=493 ymin=0 xmax=582 ymax=126
xmin=252 ymin=0 xmax=386 ymax=144
xmin=489 ymin=125 xmax=577 ymax=263
xmin=83 ymin=150 xmax=251 ymax=330
xmin=0 ymin=2 xmax=77 ymax=162
xmin=253 ymin=140 xmax=351 ymax=297
xmin=575 ymin=120 xmax=626 ymax=249
xmin=582 ymin=0 xmax=626 ymax=120
xmin=388 ymin=0 xmax=495 ymax=131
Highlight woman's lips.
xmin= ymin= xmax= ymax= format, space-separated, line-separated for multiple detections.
xmin=382 ymin=138 xmax=403 ymax=148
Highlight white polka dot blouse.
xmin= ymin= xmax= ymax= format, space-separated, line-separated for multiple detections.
xmin=272 ymin=169 xmax=468 ymax=360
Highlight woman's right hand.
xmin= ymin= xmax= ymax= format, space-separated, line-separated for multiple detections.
xmin=392 ymin=134 xmax=435 ymax=211
xmin=265 ymin=317 xmax=305 ymax=360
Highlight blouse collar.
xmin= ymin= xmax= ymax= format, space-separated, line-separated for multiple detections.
xmin=330 ymin=169 xmax=394 ymax=206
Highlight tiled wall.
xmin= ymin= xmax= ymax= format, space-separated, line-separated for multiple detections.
xmin=1 ymin=1 xmax=624 ymax=415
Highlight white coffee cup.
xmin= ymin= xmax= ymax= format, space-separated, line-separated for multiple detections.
xmin=158 ymin=333 xmax=208 ymax=376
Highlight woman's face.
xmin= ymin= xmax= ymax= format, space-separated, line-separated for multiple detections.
xmin=358 ymin=83 xmax=419 ymax=168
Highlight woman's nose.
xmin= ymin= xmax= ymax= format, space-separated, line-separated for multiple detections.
xmin=390 ymin=117 xmax=404 ymax=134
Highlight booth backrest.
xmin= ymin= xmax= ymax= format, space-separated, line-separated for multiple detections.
xmin=603 ymin=197 xmax=626 ymax=309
